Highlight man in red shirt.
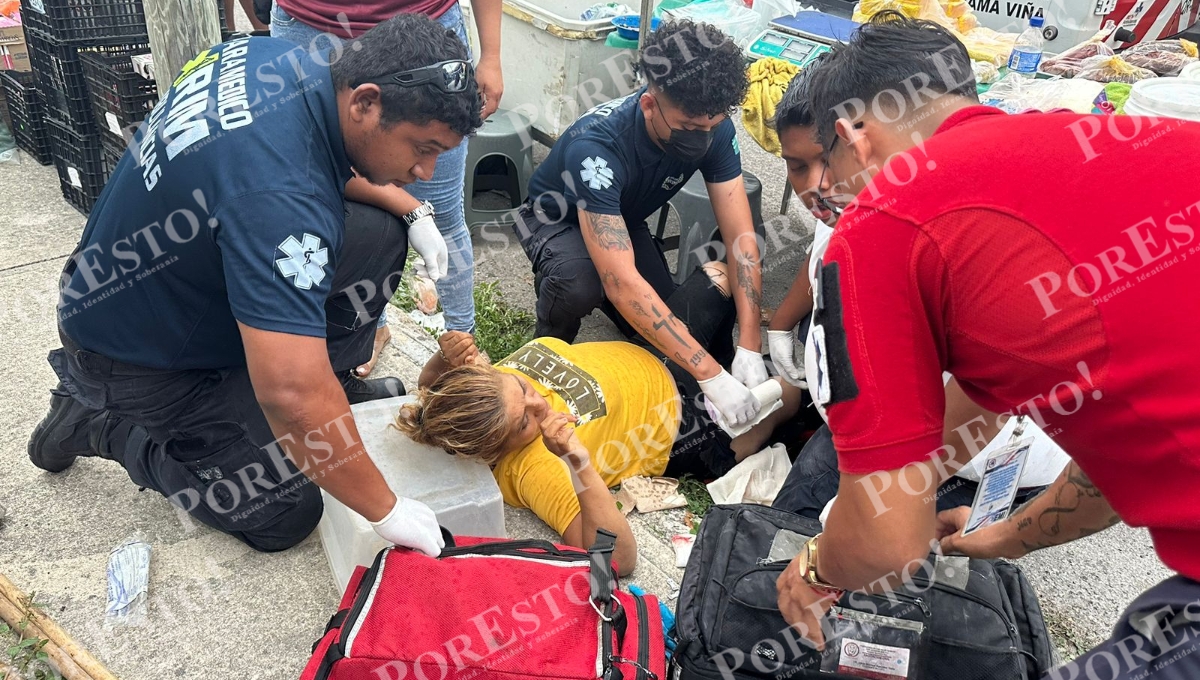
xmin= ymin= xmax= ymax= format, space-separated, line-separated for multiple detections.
xmin=774 ymin=12 xmax=1200 ymax=677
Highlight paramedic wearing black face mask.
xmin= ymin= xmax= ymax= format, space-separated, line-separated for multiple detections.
xmin=514 ymin=21 xmax=769 ymax=431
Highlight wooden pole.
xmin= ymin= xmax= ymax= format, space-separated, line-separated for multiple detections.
xmin=0 ymin=574 xmax=118 ymax=680
xmin=143 ymin=0 xmax=223 ymax=98
xmin=637 ymin=0 xmax=654 ymax=53
xmin=0 ymin=596 xmax=91 ymax=680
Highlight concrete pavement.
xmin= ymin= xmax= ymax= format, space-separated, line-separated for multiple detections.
xmin=0 ymin=111 xmax=1173 ymax=678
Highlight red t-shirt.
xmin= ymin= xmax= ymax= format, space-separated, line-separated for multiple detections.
xmin=276 ymin=0 xmax=457 ymax=36
xmin=819 ymin=106 xmax=1200 ymax=580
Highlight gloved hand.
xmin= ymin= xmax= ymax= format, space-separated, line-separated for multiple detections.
xmin=768 ymin=329 xmax=807 ymax=388
xmin=407 ymin=215 xmax=448 ymax=282
xmin=699 ymin=369 xmax=761 ymax=427
xmin=731 ymin=346 xmax=770 ymax=388
xmin=371 ymin=497 xmax=445 ymax=557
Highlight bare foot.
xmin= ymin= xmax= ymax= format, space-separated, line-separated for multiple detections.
xmin=356 ymin=325 xmax=392 ymax=377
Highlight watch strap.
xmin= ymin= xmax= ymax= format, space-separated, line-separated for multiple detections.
xmin=402 ymin=200 xmax=435 ymax=226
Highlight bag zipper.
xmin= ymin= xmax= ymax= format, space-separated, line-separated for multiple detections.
xmin=912 ymin=576 xmax=1018 ymax=638
xmin=850 ymin=590 xmax=931 ymax=618
xmin=440 ymin=540 xmax=589 ymax=562
xmin=635 ymin=593 xmax=652 ymax=680
xmin=336 ymin=547 xmax=389 ymax=656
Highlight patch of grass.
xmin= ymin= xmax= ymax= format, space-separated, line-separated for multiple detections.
xmin=388 ymin=255 xmax=534 ymax=362
xmin=472 ymin=280 xmax=535 ymax=361
xmin=1 ymin=592 xmax=60 ymax=680
xmin=677 ymin=475 xmax=713 ymax=533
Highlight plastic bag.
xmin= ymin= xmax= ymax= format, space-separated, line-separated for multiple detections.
xmin=981 ymin=73 xmax=1103 ymax=113
xmin=411 ymin=266 xmax=440 ymax=315
xmin=1121 ymin=41 xmax=1198 ymax=77
xmin=106 ymin=532 xmax=151 ymax=627
xmin=664 ymin=0 xmax=766 ymax=49
xmin=751 ymin=0 xmax=798 ymax=25
xmin=1040 ymin=41 xmax=1114 ymax=77
xmin=580 ymin=2 xmax=635 ymax=20
xmin=1124 ymin=50 xmax=1195 ymax=76
xmin=962 ymin=26 xmax=1017 ymax=66
xmin=972 ymin=60 xmax=1000 ymax=84
xmin=1075 ymin=55 xmax=1157 ymax=84
xmin=821 ymin=607 xmax=927 ymax=679
xmin=1126 ymin=39 xmax=1198 ymax=57
xmin=1038 ymin=22 xmax=1121 ymax=77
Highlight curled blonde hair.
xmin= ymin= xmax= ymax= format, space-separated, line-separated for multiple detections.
xmin=393 ymin=364 xmax=514 ymax=466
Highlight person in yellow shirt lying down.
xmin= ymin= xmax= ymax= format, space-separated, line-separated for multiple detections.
xmin=395 ymin=264 xmax=803 ymax=575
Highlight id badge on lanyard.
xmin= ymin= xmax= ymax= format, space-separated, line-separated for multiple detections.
xmin=961 ymin=417 xmax=1032 ymax=537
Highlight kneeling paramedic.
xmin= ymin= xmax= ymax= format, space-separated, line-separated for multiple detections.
xmin=28 ymin=16 xmax=482 ymax=554
xmin=514 ymin=20 xmax=770 ymax=431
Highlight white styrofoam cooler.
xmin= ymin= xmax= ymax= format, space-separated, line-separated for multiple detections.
xmin=318 ymin=396 xmax=506 ymax=591
xmin=498 ymin=0 xmax=640 ymax=141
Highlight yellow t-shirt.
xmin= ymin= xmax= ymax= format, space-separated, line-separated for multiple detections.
xmin=493 ymin=338 xmax=682 ymax=535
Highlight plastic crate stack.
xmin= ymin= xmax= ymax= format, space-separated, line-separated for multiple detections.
xmin=1 ymin=69 xmax=54 ymax=164
xmin=19 ymin=0 xmax=224 ymax=214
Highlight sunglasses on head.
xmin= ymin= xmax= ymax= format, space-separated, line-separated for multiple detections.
xmin=361 ymin=59 xmax=474 ymax=93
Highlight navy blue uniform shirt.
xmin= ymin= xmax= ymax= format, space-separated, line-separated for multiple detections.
xmin=526 ymin=88 xmax=742 ymax=228
xmin=59 ymin=36 xmax=353 ymax=370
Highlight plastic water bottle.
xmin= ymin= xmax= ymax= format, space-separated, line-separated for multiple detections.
xmin=1007 ymin=16 xmax=1046 ymax=78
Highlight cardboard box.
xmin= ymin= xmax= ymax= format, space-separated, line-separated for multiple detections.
xmin=0 ymin=21 xmax=31 ymax=73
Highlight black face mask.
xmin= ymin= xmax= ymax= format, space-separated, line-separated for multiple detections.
xmin=654 ymin=105 xmax=715 ymax=163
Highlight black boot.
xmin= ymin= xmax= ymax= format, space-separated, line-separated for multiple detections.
xmin=339 ymin=371 xmax=406 ymax=405
xmin=27 ymin=389 xmax=109 ymax=473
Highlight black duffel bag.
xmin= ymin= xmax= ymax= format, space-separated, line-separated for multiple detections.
xmin=672 ymin=503 xmax=1054 ymax=680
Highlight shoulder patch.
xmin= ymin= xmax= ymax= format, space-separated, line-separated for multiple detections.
xmin=580 ymin=156 xmax=614 ymax=191
xmin=809 ymin=259 xmax=858 ymax=407
xmin=275 ymin=233 xmax=329 ymax=290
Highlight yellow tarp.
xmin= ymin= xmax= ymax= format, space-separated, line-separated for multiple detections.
xmin=742 ymin=57 xmax=801 ymax=157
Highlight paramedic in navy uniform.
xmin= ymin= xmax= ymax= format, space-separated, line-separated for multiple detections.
xmin=515 ymin=21 xmax=769 ymax=429
xmin=26 ymin=15 xmax=481 ymax=555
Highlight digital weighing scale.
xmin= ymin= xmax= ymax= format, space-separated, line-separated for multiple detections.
xmin=746 ymin=10 xmax=861 ymax=67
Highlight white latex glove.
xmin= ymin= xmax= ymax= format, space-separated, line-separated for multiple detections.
xmin=699 ymin=369 xmax=761 ymax=428
xmin=768 ymin=329 xmax=807 ymax=388
xmin=406 ymin=215 xmax=448 ymax=282
xmin=731 ymin=347 xmax=770 ymax=388
xmin=371 ymin=497 xmax=445 ymax=557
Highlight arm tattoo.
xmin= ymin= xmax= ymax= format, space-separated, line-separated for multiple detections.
xmin=628 ymin=301 xmax=686 ymax=347
xmin=735 ymin=255 xmax=763 ymax=311
xmin=587 ymin=213 xmax=632 ymax=251
xmin=1017 ymin=462 xmax=1121 ymax=553
xmin=602 ymin=271 xmax=620 ymax=291
xmin=651 ymin=305 xmax=687 ymax=346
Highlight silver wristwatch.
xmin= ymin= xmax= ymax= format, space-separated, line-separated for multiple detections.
xmin=402 ymin=200 xmax=435 ymax=226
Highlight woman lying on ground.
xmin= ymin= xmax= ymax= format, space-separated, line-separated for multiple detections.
xmin=395 ymin=263 xmax=802 ymax=575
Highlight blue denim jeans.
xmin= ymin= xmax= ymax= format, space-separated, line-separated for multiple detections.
xmin=270 ymin=2 xmax=476 ymax=333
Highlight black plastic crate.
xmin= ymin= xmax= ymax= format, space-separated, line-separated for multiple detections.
xmin=101 ymin=134 xmax=126 ymax=172
xmin=25 ymin=27 xmax=94 ymax=127
xmin=26 ymin=27 xmax=150 ymax=130
xmin=0 ymin=70 xmax=54 ymax=165
xmin=20 ymin=0 xmax=225 ymax=46
xmin=80 ymin=46 xmax=156 ymax=145
xmin=46 ymin=115 xmax=111 ymax=215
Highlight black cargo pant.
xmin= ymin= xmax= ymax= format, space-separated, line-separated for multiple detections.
xmin=49 ymin=201 xmax=408 ymax=552
xmin=514 ymin=203 xmax=733 ymax=364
